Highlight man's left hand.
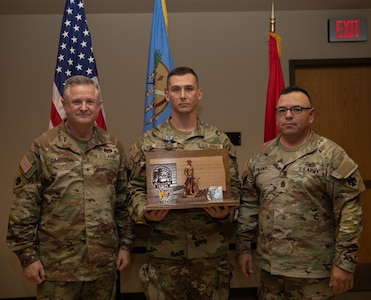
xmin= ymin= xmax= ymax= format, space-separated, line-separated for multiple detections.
xmin=204 ymin=206 xmax=232 ymax=219
xmin=330 ymin=265 xmax=354 ymax=294
xmin=116 ymin=249 xmax=131 ymax=271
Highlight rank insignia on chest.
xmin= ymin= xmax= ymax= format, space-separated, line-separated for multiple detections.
xmin=165 ymin=135 xmax=173 ymax=150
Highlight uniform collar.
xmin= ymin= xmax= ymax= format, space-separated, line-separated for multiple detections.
xmin=55 ymin=120 xmax=107 ymax=152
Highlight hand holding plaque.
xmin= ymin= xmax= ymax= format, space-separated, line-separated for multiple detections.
xmin=144 ymin=149 xmax=239 ymax=210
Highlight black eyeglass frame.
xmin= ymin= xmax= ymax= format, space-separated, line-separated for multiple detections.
xmin=275 ymin=106 xmax=312 ymax=116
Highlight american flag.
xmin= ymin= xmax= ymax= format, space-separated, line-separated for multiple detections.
xmin=50 ymin=0 xmax=106 ymax=130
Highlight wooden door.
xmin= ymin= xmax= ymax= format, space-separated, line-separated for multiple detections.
xmin=290 ymin=58 xmax=371 ymax=263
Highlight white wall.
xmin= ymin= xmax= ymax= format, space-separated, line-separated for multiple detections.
xmin=1 ymin=9 xmax=370 ymax=297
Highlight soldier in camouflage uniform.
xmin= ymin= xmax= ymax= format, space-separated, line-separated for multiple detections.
xmin=127 ymin=66 xmax=242 ymax=300
xmin=7 ymin=76 xmax=135 ymax=299
xmin=236 ymin=86 xmax=365 ymax=299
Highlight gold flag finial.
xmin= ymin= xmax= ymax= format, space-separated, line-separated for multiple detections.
xmin=270 ymin=2 xmax=276 ymax=33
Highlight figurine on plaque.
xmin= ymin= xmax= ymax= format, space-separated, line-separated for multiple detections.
xmin=182 ymin=160 xmax=201 ymax=197
xmin=145 ymin=149 xmax=239 ymax=209
xmin=183 ymin=160 xmax=194 ymax=196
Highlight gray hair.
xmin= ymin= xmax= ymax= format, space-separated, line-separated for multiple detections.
xmin=63 ymin=75 xmax=101 ymax=100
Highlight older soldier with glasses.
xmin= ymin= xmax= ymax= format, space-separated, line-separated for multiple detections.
xmin=236 ymin=85 xmax=365 ymax=299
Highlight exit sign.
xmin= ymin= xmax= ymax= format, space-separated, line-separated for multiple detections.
xmin=328 ymin=17 xmax=367 ymax=42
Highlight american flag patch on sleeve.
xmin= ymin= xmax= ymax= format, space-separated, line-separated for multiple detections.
xmin=130 ymin=143 xmax=139 ymax=158
xmin=20 ymin=155 xmax=32 ymax=174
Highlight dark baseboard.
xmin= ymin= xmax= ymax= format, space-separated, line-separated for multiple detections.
xmin=116 ymin=288 xmax=258 ymax=300
xmin=229 ymin=287 xmax=258 ymax=298
xmin=353 ymin=263 xmax=371 ymax=291
xmin=118 ymin=293 xmax=146 ymax=300
xmin=0 ymin=288 xmax=258 ymax=300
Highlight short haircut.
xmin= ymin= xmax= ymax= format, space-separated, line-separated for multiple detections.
xmin=63 ymin=75 xmax=101 ymax=100
xmin=167 ymin=66 xmax=199 ymax=87
xmin=280 ymin=85 xmax=312 ymax=106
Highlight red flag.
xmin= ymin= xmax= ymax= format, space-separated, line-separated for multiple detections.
xmin=50 ymin=0 xmax=107 ymax=130
xmin=264 ymin=32 xmax=285 ymax=142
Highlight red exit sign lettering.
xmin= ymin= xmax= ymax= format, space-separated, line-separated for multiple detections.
xmin=328 ymin=17 xmax=367 ymax=42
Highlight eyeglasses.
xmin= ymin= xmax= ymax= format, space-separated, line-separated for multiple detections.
xmin=275 ymin=106 xmax=312 ymax=116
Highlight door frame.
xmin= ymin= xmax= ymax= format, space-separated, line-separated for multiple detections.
xmin=289 ymin=57 xmax=371 ymax=86
xmin=288 ymin=57 xmax=371 ymax=189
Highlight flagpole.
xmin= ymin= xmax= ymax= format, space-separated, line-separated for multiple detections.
xmin=270 ymin=1 xmax=275 ymax=33
xmin=264 ymin=1 xmax=285 ymax=142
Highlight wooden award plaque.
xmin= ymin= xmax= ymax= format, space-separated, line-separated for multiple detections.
xmin=144 ymin=148 xmax=240 ymax=210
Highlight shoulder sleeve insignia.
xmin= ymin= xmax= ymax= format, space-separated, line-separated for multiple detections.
xmin=14 ymin=175 xmax=23 ymax=188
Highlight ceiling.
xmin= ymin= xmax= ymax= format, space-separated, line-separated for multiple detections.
xmin=1 ymin=0 xmax=371 ymax=15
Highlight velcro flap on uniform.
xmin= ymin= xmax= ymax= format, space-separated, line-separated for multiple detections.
xmin=331 ymin=158 xmax=357 ymax=179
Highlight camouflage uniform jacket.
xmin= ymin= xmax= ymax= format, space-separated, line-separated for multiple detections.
xmin=127 ymin=118 xmax=241 ymax=260
xmin=7 ymin=120 xmax=135 ymax=281
xmin=236 ymin=131 xmax=365 ymax=278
